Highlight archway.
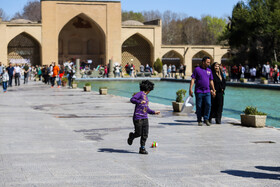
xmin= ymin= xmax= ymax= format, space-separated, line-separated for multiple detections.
xmin=221 ymin=52 xmax=231 ymax=65
xmin=162 ymin=50 xmax=183 ymax=68
xmin=122 ymin=34 xmax=152 ymax=72
xmin=58 ymin=14 xmax=105 ymax=68
xmin=192 ymin=51 xmax=213 ymax=72
xmin=8 ymin=32 xmax=41 ymax=66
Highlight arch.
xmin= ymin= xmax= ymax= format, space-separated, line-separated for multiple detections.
xmin=221 ymin=52 xmax=231 ymax=65
xmin=122 ymin=32 xmax=153 ymax=49
xmin=191 ymin=50 xmax=214 ymax=72
xmin=162 ymin=50 xmax=184 ymax=68
xmin=58 ymin=13 xmax=106 ymax=67
xmin=7 ymin=32 xmax=41 ymax=66
xmin=121 ymin=33 xmax=153 ymax=72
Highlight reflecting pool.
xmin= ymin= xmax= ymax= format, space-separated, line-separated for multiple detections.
xmin=78 ymin=81 xmax=280 ymax=128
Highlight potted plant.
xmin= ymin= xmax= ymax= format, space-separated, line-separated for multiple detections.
xmin=172 ymin=89 xmax=186 ymax=112
xmin=61 ymin=77 xmax=68 ymax=87
xmin=240 ymin=106 xmax=267 ymax=128
xmin=240 ymin=78 xmax=247 ymax=83
xmin=260 ymin=77 xmax=268 ymax=84
xmin=35 ymin=75 xmax=40 ymax=82
xmin=72 ymin=81 xmax=78 ymax=89
xmin=99 ymin=87 xmax=108 ymax=95
xmin=84 ymin=82 xmax=91 ymax=92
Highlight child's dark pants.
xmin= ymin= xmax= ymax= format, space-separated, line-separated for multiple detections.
xmin=132 ymin=119 xmax=149 ymax=147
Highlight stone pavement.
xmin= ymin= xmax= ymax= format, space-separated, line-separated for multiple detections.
xmin=0 ymin=82 xmax=279 ymax=186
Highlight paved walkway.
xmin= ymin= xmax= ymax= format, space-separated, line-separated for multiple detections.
xmin=0 ymin=82 xmax=279 ymax=186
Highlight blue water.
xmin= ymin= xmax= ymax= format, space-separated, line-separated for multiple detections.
xmin=78 ymin=80 xmax=280 ymax=128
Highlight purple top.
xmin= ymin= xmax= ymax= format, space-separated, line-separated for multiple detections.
xmin=191 ymin=66 xmax=213 ymax=93
xmin=130 ymin=91 xmax=155 ymax=120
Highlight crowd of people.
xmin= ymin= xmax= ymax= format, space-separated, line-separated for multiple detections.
xmin=0 ymin=61 xmax=76 ymax=92
xmin=229 ymin=62 xmax=279 ymax=83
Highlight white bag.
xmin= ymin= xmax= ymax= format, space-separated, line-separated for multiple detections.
xmin=181 ymin=96 xmax=194 ymax=113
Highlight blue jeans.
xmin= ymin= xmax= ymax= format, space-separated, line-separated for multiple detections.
xmin=195 ymin=92 xmax=211 ymax=122
xmin=3 ymin=81 xmax=7 ymax=91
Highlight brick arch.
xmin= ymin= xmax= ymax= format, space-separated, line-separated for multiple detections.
xmin=191 ymin=50 xmax=214 ymax=71
xmin=162 ymin=50 xmax=184 ymax=68
xmin=121 ymin=33 xmax=153 ymax=72
xmin=58 ymin=13 xmax=106 ymax=66
xmin=8 ymin=32 xmax=41 ymax=65
xmin=221 ymin=52 xmax=231 ymax=65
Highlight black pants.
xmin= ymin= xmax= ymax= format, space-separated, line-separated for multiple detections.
xmin=50 ymin=77 xmax=55 ymax=86
xmin=132 ymin=119 xmax=149 ymax=147
xmin=15 ymin=73 xmax=20 ymax=86
xmin=8 ymin=75 xmax=13 ymax=86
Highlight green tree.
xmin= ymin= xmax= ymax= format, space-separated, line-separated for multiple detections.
xmin=153 ymin=58 xmax=163 ymax=73
xmin=122 ymin=11 xmax=145 ymax=22
xmin=202 ymin=15 xmax=227 ymax=44
xmin=221 ymin=0 xmax=280 ymax=65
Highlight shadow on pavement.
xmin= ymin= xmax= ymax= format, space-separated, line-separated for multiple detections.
xmin=221 ymin=170 xmax=280 ymax=180
xmin=98 ymin=148 xmax=137 ymax=154
xmin=159 ymin=121 xmax=197 ymax=126
xmin=255 ymin=166 xmax=280 ymax=172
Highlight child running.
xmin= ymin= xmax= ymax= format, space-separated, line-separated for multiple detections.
xmin=127 ymin=80 xmax=160 ymax=154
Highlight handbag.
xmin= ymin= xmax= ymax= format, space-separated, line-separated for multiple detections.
xmin=181 ymin=96 xmax=194 ymax=113
xmin=55 ymin=76 xmax=59 ymax=82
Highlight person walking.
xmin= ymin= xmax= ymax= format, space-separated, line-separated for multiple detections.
xmin=14 ymin=64 xmax=21 ymax=86
xmin=2 ymin=69 xmax=9 ymax=92
xmin=6 ymin=63 xmax=14 ymax=87
xmin=0 ymin=62 xmax=3 ymax=76
xmin=51 ymin=62 xmax=59 ymax=88
xmin=189 ymin=56 xmax=216 ymax=126
xmin=23 ymin=63 xmax=29 ymax=84
xmin=209 ymin=62 xmax=226 ymax=124
xmin=250 ymin=66 xmax=256 ymax=82
xmin=274 ymin=65 xmax=279 ymax=84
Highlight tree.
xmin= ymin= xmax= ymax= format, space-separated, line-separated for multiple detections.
xmin=12 ymin=0 xmax=41 ymax=22
xmin=0 ymin=8 xmax=9 ymax=21
xmin=221 ymin=0 xmax=280 ymax=65
xmin=122 ymin=11 xmax=145 ymax=22
xmin=142 ymin=10 xmax=161 ymax=21
xmin=202 ymin=16 xmax=227 ymax=44
xmin=153 ymin=58 xmax=163 ymax=73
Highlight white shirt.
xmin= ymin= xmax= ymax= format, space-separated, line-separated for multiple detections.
xmin=14 ymin=66 xmax=21 ymax=74
xmin=250 ymin=68 xmax=256 ymax=76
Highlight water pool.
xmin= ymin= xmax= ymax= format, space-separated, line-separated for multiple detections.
xmin=78 ymin=80 xmax=280 ymax=128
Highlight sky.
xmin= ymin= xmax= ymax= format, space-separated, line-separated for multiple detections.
xmin=0 ymin=0 xmax=243 ymax=19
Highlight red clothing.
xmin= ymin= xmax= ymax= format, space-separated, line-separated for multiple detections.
xmin=59 ymin=71 xmax=64 ymax=78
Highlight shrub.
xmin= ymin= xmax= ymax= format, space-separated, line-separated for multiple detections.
xmin=243 ymin=106 xmax=267 ymax=115
xmin=61 ymin=77 xmax=68 ymax=82
xmin=260 ymin=77 xmax=267 ymax=81
xmin=85 ymin=82 xmax=91 ymax=86
xmin=176 ymin=89 xmax=186 ymax=103
xmin=99 ymin=87 xmax=107 ymax=89
xmin=153 ymin=58 xmax=163 ymax=73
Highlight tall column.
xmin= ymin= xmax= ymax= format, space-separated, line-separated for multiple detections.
xmin=75 ymin=59 xmax=81 ymax=78
xmin=108 ymin=59 xmax=114 ymax=78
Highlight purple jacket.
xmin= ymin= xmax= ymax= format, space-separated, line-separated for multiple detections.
xmin=130 ymin=91 xmax=155 ymax=120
